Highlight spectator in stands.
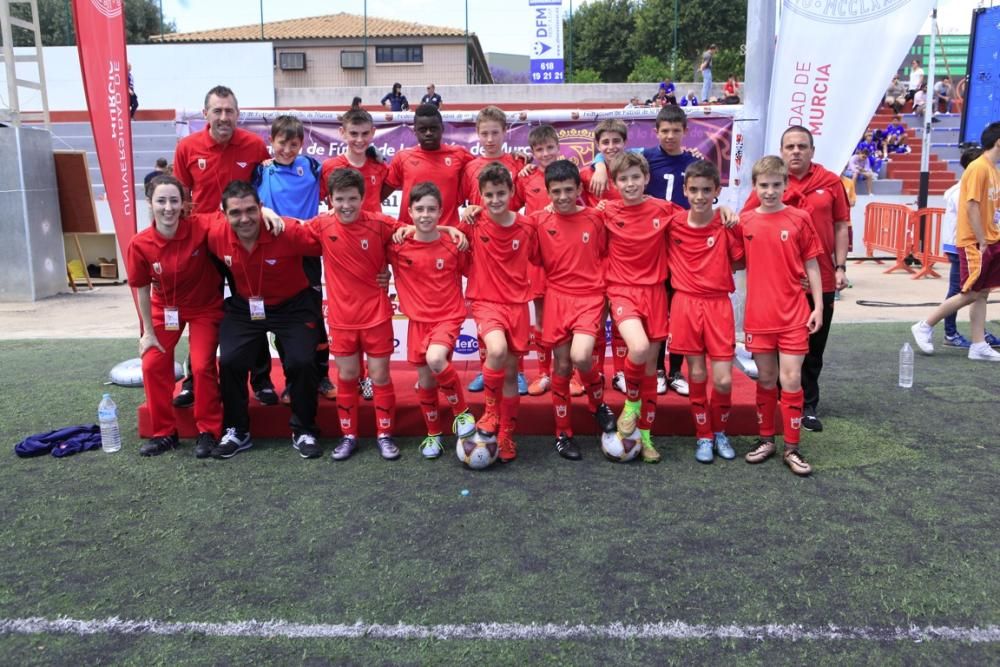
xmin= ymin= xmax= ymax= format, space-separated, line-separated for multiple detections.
xmin=889 ymin=132 xmax=912 ymax=154
xmin=658 ymin=79 xmax=677 ymax=105
xmin=625 ymin=96 xmax=645 ymax=109
xmin=884 ymin=76 xmax=906 ymax=113
xmin=699 ymin=44 xmax=717 ymax=102
xmin=844 ymin=149 xmax=876 ymax=196
xmin=421 ymin=84 xmax=443 ymax=109
xmin=906 ymin=59 xmax=925 ymax=102
xmin=934 ymin=77 xmax=953 ymax=114
xmin=381 ymin=83 xmax=409 ymax=112
xmin=722 ymin=74 xmax=741 ymax=103
xmin=143 ymin=158 xmax=170 ymax=189
xmin=885 ymin=114 xmax=906 ymax=138
xmin=680 ymin=91 xmax=698 ymax=107
xmin=912 ymin=84 xmax=927 ymax=116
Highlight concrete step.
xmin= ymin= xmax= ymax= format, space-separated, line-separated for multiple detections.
xmin=871 ymin=179 xmax=903 ymax=195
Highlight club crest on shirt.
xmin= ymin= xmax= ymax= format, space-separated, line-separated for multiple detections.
xmin=746 ymin=333 xmax=753 ymax=344
xmin=361 ymin=239 xmax=369 ymax=250
xmin=707 ymin=236 xmax=716 ymax=247
xmin=197 ymin=158 xmax=207 ymax=171
xmin=653 ymin=218 xmax=661 ymax=229
xmin=512 ymin=239 xmax=520 ymax=251
xmin=444 ymin=156 xmax=453 ymax=167
xmin=547 ymin=229 xmax=558 ymax=236
xmin=781 ymin=230 xmax=789 ymax=242
xmin=616 ymin=305 xmax=623 ymax=316
xmin=151 ymin=262 xmax=162 ymax=274
xmin=435 ymin=258 xmax=445 ymax=270
xmin=296 ymin=166 xmax=304 ymax=177
xmin=191 ymin=249 xmax=200 ymax=257
xmin=582 ymin=232 xmax=590 ymax=244
xmin=370 ymin=175 xmax=376 ymax=184
xmin=224 ymin=255 xmax=232 ymax=267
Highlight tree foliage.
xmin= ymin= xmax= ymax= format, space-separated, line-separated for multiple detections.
xmin=569 ymin=68 xmax=603 ymax=84
xmin=633 ymin=0 xmax=747 ymax=64
xmin=11 ymin=0 xmax=175 ymax=46
xmin=564 ymin=0 xmax=637 ymax=83
xmin=627 ymin=55 xmax=670 ymax=83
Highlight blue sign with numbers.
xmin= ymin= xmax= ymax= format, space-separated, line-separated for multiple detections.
xmin=531 ymin=59 xmax=564 ymax=84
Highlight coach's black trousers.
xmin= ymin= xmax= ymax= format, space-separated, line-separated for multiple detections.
xmin=219 ymin=290 xmax=321 ymax=436
xmin=802 ymin=291 xmax=836 ymax=412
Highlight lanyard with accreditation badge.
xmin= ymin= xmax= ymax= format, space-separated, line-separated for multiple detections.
xmin=154 ymin=243 xmax=181 ymax=331
xmin=236 ymin=240 xmax=267 ymax=320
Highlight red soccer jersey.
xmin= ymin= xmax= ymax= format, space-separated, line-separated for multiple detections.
xmin=460 ymin=213 xmax=538 ymax=304
xmin=388 ymin=234 xmax=469 ymax=322
xmin=666 ymin=211 xmax=744 ymax=297
xmin=461 ymin=153 xmax=525 ymax=210
xmin=174 ymin=127 xmax=270 ymax=214
xmin=734 ymin=207 xmax=823 ymax=333
xmin=531 ymin=208 xmax=606 ymax=295
xmin=741 ymin=163 xmax=849 ymax=292
xmin=518 ymin=168 xmax=551 ymax=214
xmin=580 ymin=165 xmax=622 ymax=207
xmin=601 ymin=197 xmax=681 ymax=286
xmin=125 ymin=214 xmax=223 ymax=311
xmin=206 ymin=215 xmax=321 ymax=306
xmin=307 ymin=210 xmax=398 ymax=329
xmin=320 ymin=154 xmax=389 ymax=212
xmin=386 ymin=144 xmax=473 ymax=226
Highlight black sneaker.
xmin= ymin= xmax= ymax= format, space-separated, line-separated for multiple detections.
xmin=139 ymin=434 xmax=178 ymax=457
xmin=193 ymin=432 xmax=215 ymax=459
xmin=212 ymin=428 xmax=253 ymax=459
xmin=801 ymin=408 xmax=823 ymax=432
xmin=172 ymin=389 xmax=194 ymax=408
xmin=554 ymin=432 xmax=582 ymax=460
xmin=292 ymin=432 xmax=322 ymax=459
xmin=255 ymin=387 xmax=279 ymax=406
xmin=594 ymin=403 xmax=617 ymax=434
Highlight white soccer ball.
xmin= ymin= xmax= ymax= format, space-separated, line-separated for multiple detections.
xmin=456 ymin=431 xmax=499 ymax=470
xmin=601 ymin=429 xmax=642 ymax=462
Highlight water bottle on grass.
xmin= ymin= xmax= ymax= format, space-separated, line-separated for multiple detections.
xmin=898 ymin=342 xmax=914 ymax=388
xmin=98 ymin=393 xmax=122 ymax=453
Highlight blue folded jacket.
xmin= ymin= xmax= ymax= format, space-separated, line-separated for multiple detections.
xmin=14 ymin=424 xmax=104 ymax=458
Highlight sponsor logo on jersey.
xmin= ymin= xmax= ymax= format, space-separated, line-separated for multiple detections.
xmin=615 ymin=220 xmax=625 ymax=228
xmin=480 ymin=235 xmax=490 ymax=243
xmin=547 ymin=229 xmax=558 ymax=236
xmin=455 ymin=334 xmax=479 ymax=355
xmin=265 ymin=259 xmax=277 ymax=265
xmin=236 ymin=161 xmax=248 ymax=169
xmin=191 ymin=249 xmax=200 ymax=257
xmin=744 ymin=234 xmax=754 ymax=241
xmin=328 ymin=235 xmax=338 ymax=243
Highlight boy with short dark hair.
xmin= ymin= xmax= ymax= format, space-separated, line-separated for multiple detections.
xmin=666 ymin=160 xmax=744 ymax=463
xmin=321 ymin=108 xmax=388 ymax=213
xmin=462 ymin=162 xmax=538 ymax=462
xmin=307 ymin=168 xmax=401 ymax=462
xmin=388 ymin=182 xmax=477 ymax=458
xmin=531 ymin=160 xmax=617 ymax=460
xmin=735 ymin=156 xmax=824 ymax=476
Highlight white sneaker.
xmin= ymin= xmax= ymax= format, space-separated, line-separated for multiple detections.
xmin=611 ymin=371 xmax=627 ymax=394
xmin=656 ymin=369 xmax=668 ymax=395
xmin=968 ymin=342 xmax=1000 ymax=362
xmin=669 ymin=373 xmax=690 ymax=396
xmin=911 ymin=321 xmax=934 ymax=355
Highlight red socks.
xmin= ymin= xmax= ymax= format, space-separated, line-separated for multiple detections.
xmin=612 ymin=325 xmax=627 ymax=376
xmin=551 ymin=374 xmax=572 ymax=436
xmin=372 ymin=381 xmax=396 ymax=437
xmin=756 ymin=385 xmax=779 ymax=440
xmin=624 ymin=358 xmax=644 ymax=402
xmin=639 ymin=374 xmax=658 ymax=430
xmin=711 ymin=389 xmax=732 ymax=434
xmin=578 ymin=366 xmax=604 ymax=411
xmin=417 ymin=386 xmax=441 ymax=436
xmin=781 ymin=388 xmax=804 ymax=446
xmin=533 ymin=327 xmax=551 ymax=377
xmin=433 ymin=363 xmax=467 ymax=415
xmin=482 ymin=366 xmax=506 ymax=409
xmin=501 ymin=395 xmax=519 ymax=436
xmin=337 ymin=373 xmax=359 ymax=437
xmin=688 ymin=379 xmax=713 ymax=439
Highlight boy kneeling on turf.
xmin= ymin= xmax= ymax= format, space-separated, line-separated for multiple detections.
xmin=388 ymin=182 xmax=477 ymax=457
xmin=735 ymin=156 xmax=824 ymax=476
xmin=665 ymin=160 xmax=744 ymax=463
xmin=532 ymin=160 xmax=618 ymax=459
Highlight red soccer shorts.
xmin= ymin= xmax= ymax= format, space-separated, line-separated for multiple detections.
xmin=407 ymin=318 xmax=464 ymax=365
xmin=745 ymin=327 xmax=809 ymax=355
xmin=541 ymin=290 xmax=605 ymax=348
xmin=528 ymin=264 xmax=547 ymax=300
xmin=329 ymin=319 xmax=395 ymax=357
xmin=470 ymin=300 xmax=531 ymax=355
xmin=959 ymin=242 xmax=1000 ymax=293
xmin=668 ymin=292 xmax=735 ymax=360
xmin=607 ymin=283 xmax=669 ymax=341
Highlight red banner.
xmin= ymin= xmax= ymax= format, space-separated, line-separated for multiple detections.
xmin=71 ymin=0 xmax=136 ymax=258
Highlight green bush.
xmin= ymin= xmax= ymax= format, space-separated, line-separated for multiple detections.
xmin=569 ymin=68 xmax=603 ymax=84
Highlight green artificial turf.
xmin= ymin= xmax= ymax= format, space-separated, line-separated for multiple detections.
xmin=0 ymin=324 xmax=996 ymax=665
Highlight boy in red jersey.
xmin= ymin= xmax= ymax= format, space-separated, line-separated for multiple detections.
xmin=383 ymin=104 xmax=473 ymax=228
xmin=734 ymin=156 xmax=824 ymax=476
xmin=532 ymin=160 xmax=618 ymax=459
xmin=665 ymin=161 xmax=744 ymax=464
xmin=308 ymin=168 xmax=402 ymax=462
xmin=579 ymin=119 xmax=626 ymax=207
xmin=603 ymin=153 xmax=683 ymax=463
xmin=388 ymin=182 xmax=477 ymax=458
xmin=462 ymin=163 xmax=538 ymax=462
xmin=320 ymin=108 xmax=388 ymax=213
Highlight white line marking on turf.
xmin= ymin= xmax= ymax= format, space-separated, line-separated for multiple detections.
xmin=0 ymin=618 xmax=998 ymax=642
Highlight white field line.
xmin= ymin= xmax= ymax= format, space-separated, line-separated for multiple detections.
xmin=0 ymin=618 xmax=998 ymax=642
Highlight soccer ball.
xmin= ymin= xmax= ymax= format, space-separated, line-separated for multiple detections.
xmin=456 ymin=431 xmax=499 ymax=470
xmin=601 ymin=429 xmax=642 ymax=462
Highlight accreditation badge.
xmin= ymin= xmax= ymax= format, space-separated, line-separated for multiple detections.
xmin=164 ymin=307 xmax=180 ymax=331
xmin=249 ymin=297 xmax=266 ymax=321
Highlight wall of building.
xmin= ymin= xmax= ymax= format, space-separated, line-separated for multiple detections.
xmin=4 ymin=44 xmax=275 ymax=113
xmin=275 ymin=42 xmax=470 ymax=89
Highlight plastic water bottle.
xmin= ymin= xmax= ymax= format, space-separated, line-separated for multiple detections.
xmin=898 ymin=342 xmax=914 ymax=388
xmin=98 ymin=393 xmax=122 ymax=453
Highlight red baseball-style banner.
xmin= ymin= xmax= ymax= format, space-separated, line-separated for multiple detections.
xmin=71 ymin=0 xmax=136 ymax=260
